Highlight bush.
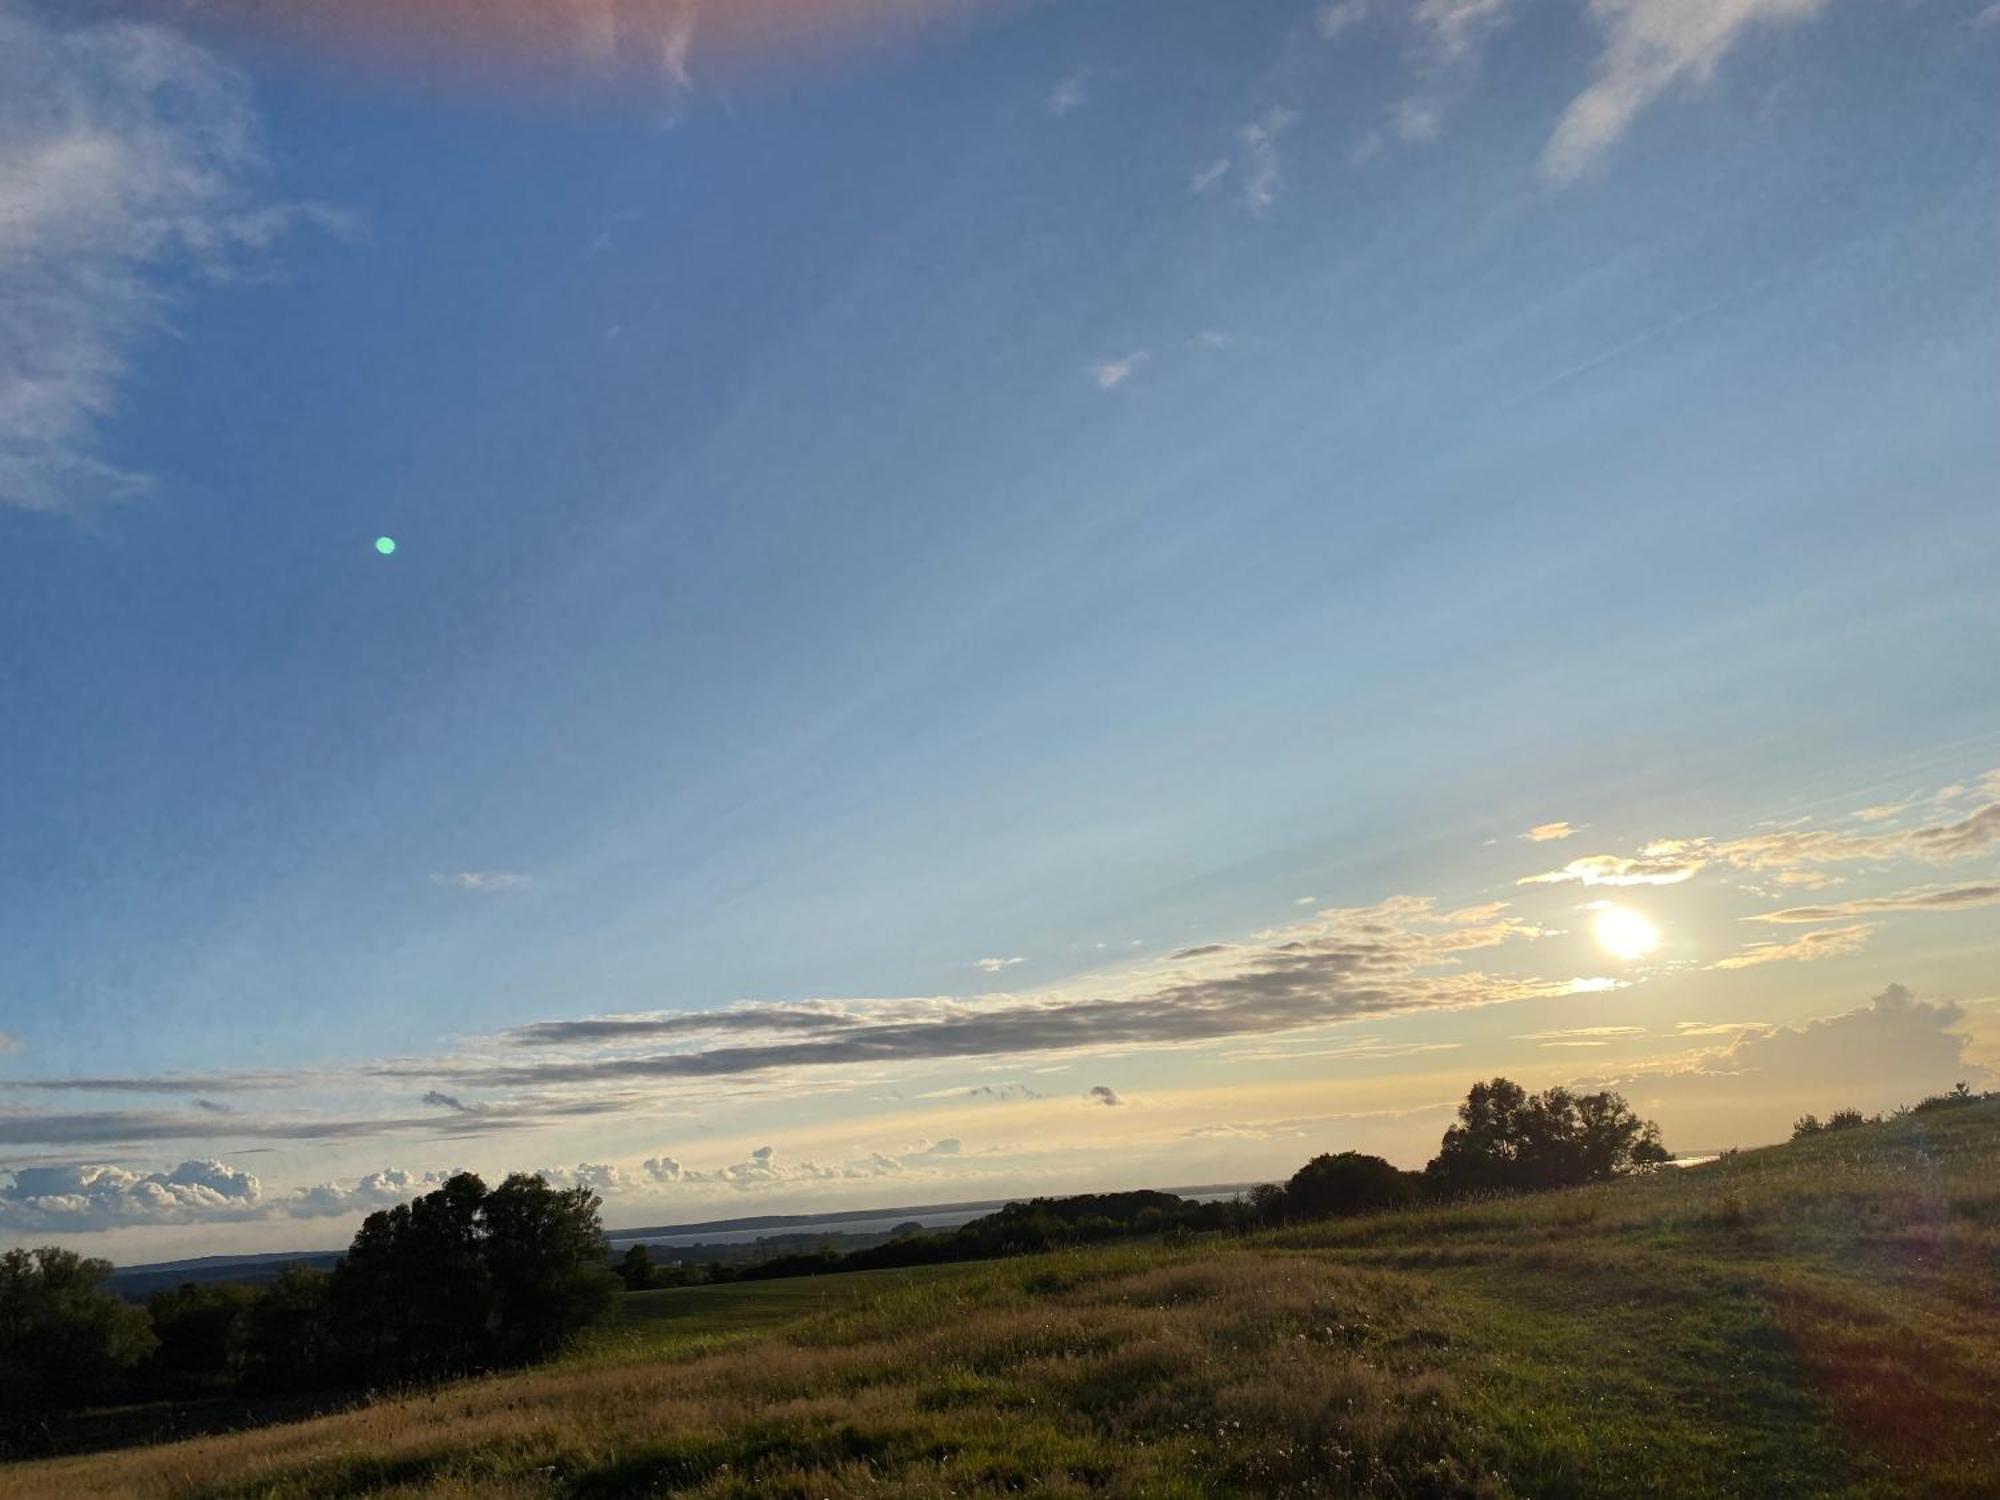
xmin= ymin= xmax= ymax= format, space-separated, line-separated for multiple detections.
xmin=1275 ymin=1152 xmax=1420 ymax=1224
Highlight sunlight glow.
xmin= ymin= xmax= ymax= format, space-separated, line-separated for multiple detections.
xmin=1591 ymin=905 xmax=1660 ymax=962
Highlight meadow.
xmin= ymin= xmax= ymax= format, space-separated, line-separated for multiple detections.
xmin=6 ymin=1100 xmax=1995 ymax=1498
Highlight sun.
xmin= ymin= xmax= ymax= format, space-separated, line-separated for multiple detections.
xmin=1591 ymin=905 xmax=1660 ymax=962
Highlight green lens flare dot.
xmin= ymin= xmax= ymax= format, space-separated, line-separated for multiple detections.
xmin=375 ymin=536 xmax=397 ymax=556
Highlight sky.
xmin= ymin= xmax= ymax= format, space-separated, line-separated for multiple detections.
xmin=2 ymin=0 xmax=1997 ymax=1261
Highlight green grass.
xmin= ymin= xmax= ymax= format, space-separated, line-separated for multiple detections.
xmin=8 ymin=1101 xmax=1997 ymax=1498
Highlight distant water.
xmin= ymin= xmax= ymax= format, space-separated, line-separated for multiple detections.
xmin=606 ymin=1188 xmax=1247 ymax=1252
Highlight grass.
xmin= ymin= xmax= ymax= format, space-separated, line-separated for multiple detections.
xmin=6 ymin=1100 xmax=1996 ymax=1498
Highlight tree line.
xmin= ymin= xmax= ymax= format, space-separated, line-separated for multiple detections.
xmin=3 ymin=1075 xmax=1674 ymax=1449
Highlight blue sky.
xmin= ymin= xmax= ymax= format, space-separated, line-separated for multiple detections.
xmin=2 ymin=0 xmax=1997 ymax=1257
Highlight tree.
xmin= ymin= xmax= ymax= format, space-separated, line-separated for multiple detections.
xmin=481 ymin=1174 xmax=618 ymax=1364
xmin=1247 ymin=1182 xmax=1288 ymax=1227
xmin=328 ymin=1170 xmax=617 ymax=1383
xmin=147 ymin=1281 xmax=257 ymax=1386
xmin=0 ymin=1247 xmax=156 ymax=1420
xmin=617 ymin=1242 xmax=656 ymax=1292
xmin=1425 ymin=1078 xmax=1669 ymax=1196
xmin=332 ymin=1171 xmax=492 ymax=1382
xmin=240 ymin=1265 xmax=335 ymax=1391
xmin=1280 ymin=1152 xmax=1419 ymax=1222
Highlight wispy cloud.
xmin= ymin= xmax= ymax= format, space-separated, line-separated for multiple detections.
xmin=1522 ymin=821 xmax=1579 ymax=842
xmin=1048 ymin=68 xmax=1088 ymax=117
xmin=1748 ymin=883 xmax=2000 ymax=924
xmin=0 ymin=1 xmax=339 ymax=513
xmin=431 ymin=871 xmax=533 ymax=892
xmin=1189 ymin=157 xmax=1232 ymax=194
xmin=1239 ymin=106 xmax=1298 ymax=213
xmin=1092 ymin=352 xmax=1148 ymax=389
xmin=1317 ymin=1 xmax=1370 ymax=41
xmin=1543 ymin=0 xmax=1833 ymax=184
xmin=1086 ymin=1084 xmax=1124 ymax=1107
xmin=1518 ymin=850 xmax=1704 ymax=887
xmin=975 ymin=956 xmax=1025 ymax=974
xmin=1708 ymin=922 xmax=1874 ymax=971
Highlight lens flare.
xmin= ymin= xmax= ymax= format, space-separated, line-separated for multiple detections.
xmin=375 ymin=536 xmax=397 ymax=555
xmin=1591 ymin=906 xmax=1660 ymax=962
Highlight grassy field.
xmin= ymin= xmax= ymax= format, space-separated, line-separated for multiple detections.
xmin=6 ymin=1100 xmax=1995 ymax=1498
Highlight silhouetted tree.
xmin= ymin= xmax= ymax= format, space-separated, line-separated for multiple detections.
xmin=482 ymin=1174 xmax=619 ymax=1364
xmin=1425 ymin=1078 xmax=1668 ymax=1196
xmin=617 ymin=1243 xmax=656 ymax=1291
xmin=147 ymin=1281 xmax=257 ymax=1386
xmin=0 ymin=1247 xmax=156 ymax=1421
xmin=240 ymin=1265 xmax=335 ymax=1390
xmin=1280 ymin=1151 xmax=1419 ymax=1222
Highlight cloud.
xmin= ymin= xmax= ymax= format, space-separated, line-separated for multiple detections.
xmin=1048 ymin=68 xmax=1087 ymax=117
xmin=1522 ymin=822 xmax=1579 ymax=842
xmin=1 ymin=1158 xmax=261 ymax=1232
xmin=1317 ymin=2 xmax=1369 ymax=40
xmin=1189 ymin=157 xmax=1232 ymax=193
xmin=1169 ymin=944 xmax=1232 ymax=961
xmin=421 ymin=1089 xmax=476 ymax=1113
xmin=400 ymin=898 xmax=1552 ymax=1094
xmin=1239 ymin=106 xmax=1298 ymax=212
xmin=1749 ymin=883 xmax=2000 ymax=924
xmin=1709 ymin=798 xmax=2000 ymax=872
xmin=289 ymin=1167 xmax=449 ymax=1220
xmin=1649 ymin=985 xmax=1989 ymax=1095
xmin=1674 ymin=1019 xmax=1775 ymax=1037
xmin=1518 ymin=851 xmax=1704 ymax=887
xmin=642 ymin=1154 xmax=683 ymax=1183
xmin=537 ymin=1162 xmax=625 ymax=1193
xmin=0 ymin=1033 xmax=15 ymax=1053
xmin=1708 ymin=922 xmax=1874 ymax=971
xmin=190 ymin=1098 xmax=233 ymax=1114
xmin=1092 ymin=352 xmax=1147 ymax=389
xmin=1853 ymin=803 xmax=1908 ymax=823
xmin=1544 ymin=0 xmax=1833 ymax=184
xmin=0 ymin=2 xmax=337 ymax=513
xmin=975 ymin=956 xmax=1024 ymax=974
xmin=953 ymin=1082 xmax=1042 ymax=1102
xmin=1086 ymin=1085 xmax=1124 ymax=1107
xmin=505 ymin=1004 xmax=857 ymax=1046
xmin=431 ymin=871 xmax=532 ymax=892
xmin=1515 ymin=1026 xmax=1647 ymax=1041
xmin=1413 ymin=0 xmax=1511 ymax=61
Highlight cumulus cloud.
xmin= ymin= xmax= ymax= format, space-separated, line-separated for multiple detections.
xmin=0 ymin=1 xmax=338 ymax=513
xmin=1708 ymin=922 xmax=1874 ymax=970
xmin=1 ymin=1158 xmax=261 ymax=1232
xmin=1748 ymin=883 xmax=2000 ymax=924
xmin=1522 ymin=821 xmax=1578 ymax=842
xmin=1632 ymin=985 xmax=1990 ymax=1102
xmin=1086 ymin=1084 xmax=1124 ymax=1107
xmin=1544 ymin=0 xmax=1831 ymax=184
xmin=290 ymin=1167 xmax=449 ymax=1220
xmin=537 ymin=1161 xmax=625 ymax=1193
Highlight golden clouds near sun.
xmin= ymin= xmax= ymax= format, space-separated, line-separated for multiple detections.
xmin=1591 ymin=905 xmax=1660 ymax=962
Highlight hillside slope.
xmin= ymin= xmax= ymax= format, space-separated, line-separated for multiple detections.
xmin=8 ymin=1101 xmax=1996 ymax=1498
